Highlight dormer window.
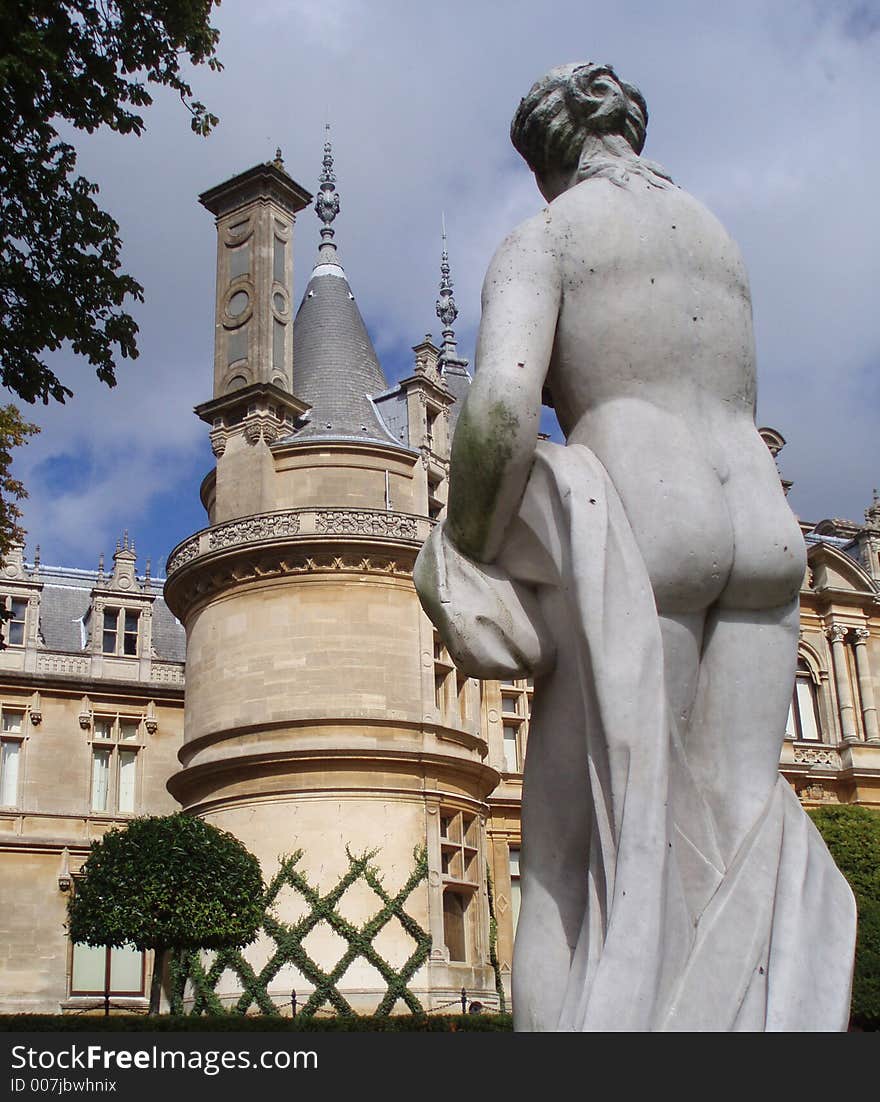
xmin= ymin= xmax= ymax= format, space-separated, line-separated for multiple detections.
xmin=102 ymin=608 xmax=140 ymax=657
xmin=1 ymin=596 xmax=28 ymax=647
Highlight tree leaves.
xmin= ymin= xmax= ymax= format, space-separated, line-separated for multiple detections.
xmin=0 ymin=1 xmax=222 ymax=404
xmin=67 ymin=812 xmax=265 ymax=954
xmin=809 ymin=805 xmax=880 ymax=1026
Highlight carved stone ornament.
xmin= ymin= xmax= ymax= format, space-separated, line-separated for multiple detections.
xmin=209 ymin=426 xmax=228 ymax=458
xmin=793 ymin=745 xmax=841 ymax=769
xmin=78 ymin=697 xmax=92 ymax=730
xmin=314 ymin=510 xmax=418 ymax=539
xmin=826 ymin=624 xmax=849 ymax=644
xmin=166 ymin=537 xmax=200 ymax=576
xmin=208 ymin=512 xmax=302 ymax=551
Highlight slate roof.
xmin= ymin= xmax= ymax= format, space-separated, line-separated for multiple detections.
xmin=282 ymin=240 xmax=403 ymax=448
xmin=31 ymin=565 xmax=185 ymax=662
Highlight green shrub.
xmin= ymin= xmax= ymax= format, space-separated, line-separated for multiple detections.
xmin=809 ymin=804 xmax=880 ymax=1029
xmin=0 ymin=1013 xmax=514 ymax=1033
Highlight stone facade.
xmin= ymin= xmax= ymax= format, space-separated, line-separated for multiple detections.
xmin=0 ymin=541 xmax=184 ymax=1013
xmin=2 ymin=152 xmax=879 ymax=1015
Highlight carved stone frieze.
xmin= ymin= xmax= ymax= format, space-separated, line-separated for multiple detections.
xmin=37 ymin=654 xmax=90 ymax=677
xmin=150 ymin=663 xmax=186 ymax=685
xmin=314 ymin=510 xmax=418 ymax=540
xmin=166 ymin=538 xmax=200 ymax=576
xmin=793 ymin=745 xmax=841 ymax=769
xmin=208 ymin=512 xmax=302 ymax=551
xmin=166 ymin=546 xmax=415 ymax=619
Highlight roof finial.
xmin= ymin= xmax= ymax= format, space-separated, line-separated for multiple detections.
xmin=315 ymin=122 xmax=340 ymax=252
xmin=436 ymin=214 xmax=460 ymax=370
xmin=97 ymin=550 xmax=105 ymax=580
xmin=273 ymin=146 xmax=284 ymax=169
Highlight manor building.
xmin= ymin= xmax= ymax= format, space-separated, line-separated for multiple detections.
xmin=2 ymin=149 xmax=879 ymax=1014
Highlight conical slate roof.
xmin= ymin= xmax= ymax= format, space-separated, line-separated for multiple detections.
xmin=289 ymin=246 xmax=398 ymax=445
xmin=283 ymin=128 xmax=400 ymax=448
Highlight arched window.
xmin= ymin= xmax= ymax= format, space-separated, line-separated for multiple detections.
xmin=786 ymin=659 xmax=822 ymax=742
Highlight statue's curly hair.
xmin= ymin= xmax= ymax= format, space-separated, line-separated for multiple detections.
xmin=511 ymin=63 xmax=648 ymax=178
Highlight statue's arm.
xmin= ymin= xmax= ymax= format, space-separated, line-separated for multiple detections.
xmin=445 ymin=214 xmax=561 ymax=563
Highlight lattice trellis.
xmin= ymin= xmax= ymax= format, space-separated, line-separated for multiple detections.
xmin=170 ymin=846 xmax=430 ymax=1018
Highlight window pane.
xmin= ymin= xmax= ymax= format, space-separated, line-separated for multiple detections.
xmin=0 ymin=740 xmax=20 ymax=804
xmin=91 ymin=748 xmax=111 ymax=811
xmin=443 ymin=890 xmax=467 ymax=962
xmin=509 ymin=847 xmax=521 ymax=935
xmin=94 ymin=717 xmax=114 ymax=740
xmin=503 ymin=723 xmax=519 ymax=772
xmin=119 ymin=720 xmax=139 ymax=741
xmin=2 ymin=710 xmax=23 ymax=733
xmin=109 ymin=945 xmax=143 ymax=993
xmin=785 ymin=700 xmax=797 ymax=740
xmin=118 ymin=750 xmax=137 ymax=812
xmin=71 ymin=943 xmax=107 ymax=993
xmin=795 ymin=677 xmax=821 ymax=741
xmin=123 ymin=613 xmax=138 ymax=656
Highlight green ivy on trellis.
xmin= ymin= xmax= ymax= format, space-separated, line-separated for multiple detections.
xmin=169 ymin=845 xmax=430 ymax=1018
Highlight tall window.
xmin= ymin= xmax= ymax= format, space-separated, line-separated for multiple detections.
xmin=786 ymin=660 xmax=822 ymax=742
xmin=433 ymin=633 xmax=453 ymax=718
xmin=439 ymin=809 xmax=479 ymax=962
xmin=1 ymin=596 xmax=28 ymax=646
xmin=499 ymin=679 xmax=533 ymax=773
xmin=509 ymin=846 xmax=521 ymax=936
xmin=0 ymin=706 xmax=25 ymax=806
xmin=71 ymin=942 xmax=144 ymax=997
xmin=102 ymin=608 xmax=140 ymax=656
xmin=90 ymin=714 xmax=142 ymax=814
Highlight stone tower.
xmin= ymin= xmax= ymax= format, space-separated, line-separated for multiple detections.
xmin=164 ymin=138 xmax=499 ymax=1013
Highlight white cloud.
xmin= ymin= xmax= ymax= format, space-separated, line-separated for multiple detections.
xmin=8 ymin=0 xmax=878 ymax=565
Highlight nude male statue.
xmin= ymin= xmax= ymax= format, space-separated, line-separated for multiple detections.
xmin=415 ymin=63 xmax=855 ymax=1031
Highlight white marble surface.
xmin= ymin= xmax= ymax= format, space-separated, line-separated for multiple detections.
xmin=414 ymin=62 xmax=856 ymax=1030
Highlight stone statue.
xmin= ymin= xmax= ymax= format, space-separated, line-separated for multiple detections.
xmin=414 ymin=62 xmax=856 ymax=1031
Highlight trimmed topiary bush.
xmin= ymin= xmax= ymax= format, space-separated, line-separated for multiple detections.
xmin=67 ymin=813 xmax=264 ymax=1014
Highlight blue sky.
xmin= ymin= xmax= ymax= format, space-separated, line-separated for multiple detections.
xmin=8 ymin=0 xmax=879 ymax=574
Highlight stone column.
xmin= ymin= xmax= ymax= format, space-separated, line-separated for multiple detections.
xmin=852 ymin=627 xmax=880 ymax=744
xmin=827 ymin=624 xmax=859 ymax=743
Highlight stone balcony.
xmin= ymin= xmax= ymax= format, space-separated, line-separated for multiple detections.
xmin=164 ymin=507 xmax=434 ymax=620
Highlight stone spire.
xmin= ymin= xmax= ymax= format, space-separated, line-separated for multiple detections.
xmin=315 ymin=124 xmax=341 ymax=256
xmin=434 ymin=218 xmax=471 ymax=414
xmin=287 ymin=128 xmax=400 ymax=447
xmin=436 ymin=215 xmax=460 ymax=369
